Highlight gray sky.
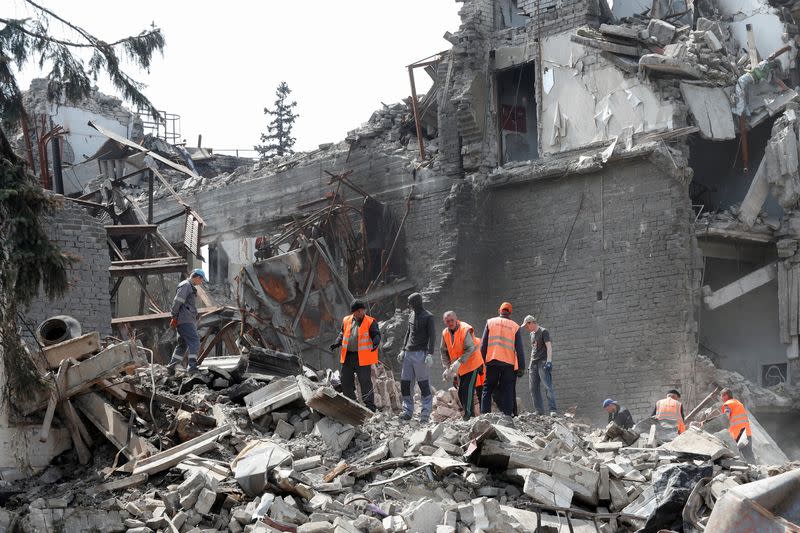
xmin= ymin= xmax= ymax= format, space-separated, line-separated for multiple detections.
xmin=11 ymin=0 xmax=461 ymax=154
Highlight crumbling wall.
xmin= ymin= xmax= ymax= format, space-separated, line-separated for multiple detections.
xmin=482 ymin=157 xmax=697 ymax=422
xmin=540 ymin=33 xmax=677 ymax=154
xmin=21 ymin=198 xmax=112 ymax=345
xmin=19 ymin=79 xmax=142 ymax=195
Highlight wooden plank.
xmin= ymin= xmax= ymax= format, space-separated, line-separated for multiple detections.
xmin=110 ymin=261 xmax=188 ymax=277
xmin=778 ymin=262 xmax=790 ymax=343
xmin=74 ymin=392 xmax=157 ymax=459
xmin=703 ymin=262 xmax=778 ymax=310
xmin=128 ymin=425 xmax=233 ymax=476
xmin=105 ymin=224 xmax=158 ymax=236
xmin=109 ymin=257 xmax=185 ymax=266
xmin=38 ymin=358 xmax=69 ymax=442
xmin=42 ymin=332 xmax=100 ymax=369
xmin=111 ymin=306 xmax=219 ymax=327
xmin=97 ymin=379 xmax=129 ymax=401
xmin=19 ymin=341 xmax=144 ymax=415
xmin=88 ymin=473 xmax=148 ymax=494
xmin=58 ymin=402 xmax=91 ymax=465
xmin=62 ymin=399 xmax=93 ymax=447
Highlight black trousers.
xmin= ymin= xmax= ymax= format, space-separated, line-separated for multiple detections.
xmin=341 ymin=351 xmax=375 ymax=411
xmin=481 ymin=363 xmax=516 ymax=416
xmin=457 ymin=368 xmax=480 ymax=420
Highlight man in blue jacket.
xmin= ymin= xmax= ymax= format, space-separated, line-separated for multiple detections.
xmin=167 ymin=268 xmax=206 ymax=374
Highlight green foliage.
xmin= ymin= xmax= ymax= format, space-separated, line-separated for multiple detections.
xmin=0 ymin=2 xmax=166 ymax=405
xmin=255 ymin=81 xmax=299 ymax=161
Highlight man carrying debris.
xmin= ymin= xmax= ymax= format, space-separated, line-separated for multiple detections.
xmin=480 ymin=302 xmax=526 ymax=417
xmin=720 ymin=388 xmax=756 ymax=464
xmin=331 ymin=300 xmax=380 ymax=411
xmin=398 ymin=293 xmax=436 ymax=423
xmin=653 ymin=388 xmax=686 ymax=436
xmin=440 ymin=311 xmax=484 ymax=420
xmin=167 ymin=268 xmax=207 ymax=374
xmin=523 ymin=315 xmax=557 ymax=416
xmin=603 ymin=398 xmax=634 ymax=429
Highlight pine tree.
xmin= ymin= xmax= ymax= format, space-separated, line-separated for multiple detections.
xmin=255 ymin=82 xmax=299 ymax=161
xmin=0 ymin=1 xmax=164 ymax=406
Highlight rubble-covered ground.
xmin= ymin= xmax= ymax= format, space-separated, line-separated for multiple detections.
xmin=2 ymin=341 xmax=798 ymax=533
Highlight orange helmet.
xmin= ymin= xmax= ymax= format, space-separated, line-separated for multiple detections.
xmin=499 ymin=302 xmax=513 ymax=313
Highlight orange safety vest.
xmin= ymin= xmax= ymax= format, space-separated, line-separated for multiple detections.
xmin=485 ymin=316 xmax=520 ymax=370
xmin=340 ymin=314 xmax=378 ymax=366
xmin=722 ymin=399 xmax=752 ymax=440
xmin=655 ymin=397 xmax=686 ymax=433
xmin=442 ymin=321 xmax=484 ymax=376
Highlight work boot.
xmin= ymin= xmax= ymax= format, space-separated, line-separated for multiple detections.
xmin=419 ymin=415 xmax=430 ymax=424
xmin=549 ymin=411 xmax=558 ymax=417
xmin=401 ymin=396 xmax=414 ymax=421
xmin=420 ymin=394 xmax=433 ymax=423
xmin=166 ymin=360 xmax=179 ymax=376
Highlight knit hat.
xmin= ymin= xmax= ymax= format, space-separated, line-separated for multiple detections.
xmin=350 ymin=300 xmax=366 ymax=312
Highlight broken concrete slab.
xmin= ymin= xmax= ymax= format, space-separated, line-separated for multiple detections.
xmin=647 ymin=19 xmax=676 ymax=46
xmin=662 ymin=426 xmax=736 ymax=461
xmin=298 ymin=377 xmax=373 ymax=426
xmin=313 ymin=417 xmax=355 ymax=455
xmin=401 ymin=499 xmax=444 ymax=533
xmin=244 ymin=376 xmax=302 ymax=420
xmin=231 ymin=439 xmax=292 ymax=497
xmin=507 ymin=468 xmax=573 ymax=507
xmin=639 ymin=54 xmax=702 ymax=78
xmin=680 ymin=83 xmax=736 ymax=140
xmin=127 ymin=425 xmax=234 ymax=476
xmin=703 ymin=262 xmax=778 ymax=310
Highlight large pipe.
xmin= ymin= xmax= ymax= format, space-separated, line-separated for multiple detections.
xmin=36 ymin=315 xmax=82 ymax=346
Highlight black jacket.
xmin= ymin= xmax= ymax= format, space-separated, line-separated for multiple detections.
xmin=609 ymin=405 xmax=634 ymax=429
xmin=403 ymin=309 xmax=435 ymax=354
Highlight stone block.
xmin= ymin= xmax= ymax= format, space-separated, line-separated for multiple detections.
xmin=647 ymin=19 xmax=676 ymax=45
xmin=194 ymin=487 xmax=217 ymax=515
xmin=274 ymin=419 xmax=295 ymax=440
xmin=298 ymin=522 xmax=336 ymax=533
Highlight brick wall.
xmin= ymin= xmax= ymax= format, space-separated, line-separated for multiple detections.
xmin=432 ymin=157 xmax=698 ymax=423
xmin=22 ymin=198 xmax=112 ymax=345
xmin=518 ymin=0 xmax=599 ymax=37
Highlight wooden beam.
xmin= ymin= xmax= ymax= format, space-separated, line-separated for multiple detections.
xmin=111 ymin=306 xmax=220 ymax=327
xmin=88 ymin=473 xmax=149 ymax=494
xmin=127 ymin=425 xmax=233 ymax=476
xmin=74 ymin=392 xmax=157 ymax=459
xmin=42 ymin=332 xmax=100 ymax=369
xmin=18 ymin=341 xmax=144 ymax=416
xmin=703 ymin=262 xmax=778 ymax=310
xmin=105 ymin=224 xmax=158 ymax=236
xmin=110 ymin=261 xmax=188 ymax=277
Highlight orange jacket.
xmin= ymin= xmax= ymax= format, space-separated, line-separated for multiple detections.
xmin=722 ymin=399 xmax=752 ymax=440
xmin=442 ymin=321 xmax=484 ymax=376
xmin=484 ymin=316 xmax=520 ymax=370
xmin=340 ymin=314 xmax=379 ymax=366
xmin=655 ymin=397 xmax=686 ymax=433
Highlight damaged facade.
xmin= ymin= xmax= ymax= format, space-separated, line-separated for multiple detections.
xmin=6 ymin=0 xmax=800 ymax=530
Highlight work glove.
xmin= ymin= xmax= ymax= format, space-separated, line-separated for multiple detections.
xmin=545 ymin=361 xmax=553 ymax=371
xmin=425 ymin=354 xmax=433 ymax=367
xmin=169 ymin=318 xmax=178 ymax=329
xmin=515 ymin=368 xmax=525 ymax=378
xmin=442 ymin=360 xmax=461 ymax=381
xmin=397 ymin=351 xmax=405 ymax=363
xmin=329 ymin=342 xmax=340 ymax=351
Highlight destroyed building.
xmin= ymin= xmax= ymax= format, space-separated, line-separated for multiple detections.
xmin=5 ymin=0 xmax=800 ymax=530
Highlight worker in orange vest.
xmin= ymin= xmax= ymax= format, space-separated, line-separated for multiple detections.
xmin=330 ymin=300 xmax=380 ymax=411
xmin=653 ymin=388 xmax=686 ymax=439
xmin=440 ymin=311 xmax=484 ymax=420
xmin=721 ymin=388 xmax=755 ymax=464
xmin=480 ymin=302 xmax=526 ymax=416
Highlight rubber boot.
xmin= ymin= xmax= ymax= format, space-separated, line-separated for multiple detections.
xmin=401 ymin=396 xmax=414 ymax=420
xmin=420 ymin=394 xmax=433 ymax=424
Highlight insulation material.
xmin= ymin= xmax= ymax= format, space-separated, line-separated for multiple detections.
xmin=540 ymin=33 xmax=675 ymax=154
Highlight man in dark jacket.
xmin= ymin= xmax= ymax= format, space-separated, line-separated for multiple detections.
xmin=603 ymin=399 xmax=634 ymax=429
xmin=398 ymin=293 xmax=436 ymax=423
xmin=167 ymin=269 xmax=206 ymax=374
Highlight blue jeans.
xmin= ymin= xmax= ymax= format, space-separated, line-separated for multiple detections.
xmin=530 ymin=359 xmax=557 ymax=413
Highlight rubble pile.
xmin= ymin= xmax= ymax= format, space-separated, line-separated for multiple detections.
xmin=4 ymin=329 xmax=798 ymax=533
